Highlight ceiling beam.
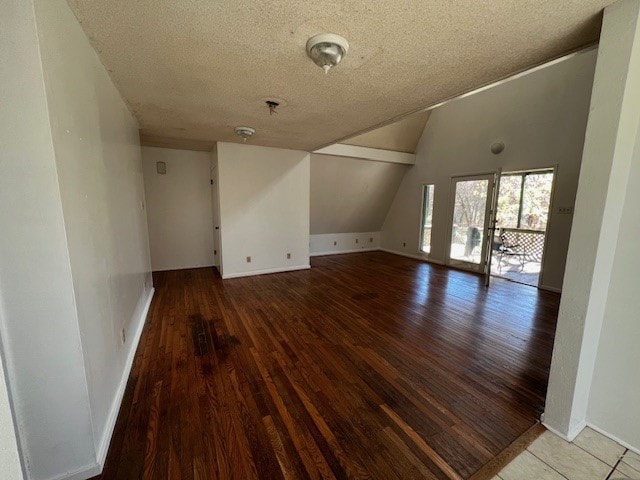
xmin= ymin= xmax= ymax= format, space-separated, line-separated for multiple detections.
xmin=313 ymin=144 xmax=416 ymax=165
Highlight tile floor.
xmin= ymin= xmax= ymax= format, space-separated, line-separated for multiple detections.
xmin=492 ymin=427 xmax=640 ymax=480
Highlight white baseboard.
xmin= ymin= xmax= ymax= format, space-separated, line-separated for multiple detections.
xmin=152 ymin=263 xmax=214 ymax=272
xmin=48 ymin=463 xmax=101 ymax=480
xmin=379 ymin=248 xmax=426 ymax=261
xmin=222 ymin=265 xmax=311 ymax=279
xmin=542 ymin=419 xmax=640 ymax=454
xmin=45 ymin=288 xmax=154 ymax=480
xmin=309 ymin=232 xmax=380 ymax=256
xmin=379 ymin=248 xmax=445 ymax=265
xmin=96 ymin=288 xmax=155 ymax=469
xmin=539 ymin=284 xmax=562 ymax=293
xmin=424 ymin=256 xmax=445 ymax=266
xmin=311 ymin=247 xmax=379 ymax=257
xmin=542 ymin=419 xmax=586 ymax=442
xmin=587 ymin=422 xmax=640 ymax=455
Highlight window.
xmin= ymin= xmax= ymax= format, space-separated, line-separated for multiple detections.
xmin=495 ymin=175 xmax=522 ymax=228
xmin=420 ymin=185 xmax=435 ymax=253
xmin=496 ymin=170 xmax=554 ymax=231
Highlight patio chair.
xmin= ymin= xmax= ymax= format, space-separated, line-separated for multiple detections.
xmin=494 ymin=231 xmax=527 ymax=272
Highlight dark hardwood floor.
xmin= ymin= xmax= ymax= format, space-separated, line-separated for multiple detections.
xmin=95 ymin=252 xmax=560 ymax=480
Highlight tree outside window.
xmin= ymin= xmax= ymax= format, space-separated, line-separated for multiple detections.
xmin=420 ymin=185 xmax=435 ymax=253
xmin=496 ymin=171 xmax=553 ymax=231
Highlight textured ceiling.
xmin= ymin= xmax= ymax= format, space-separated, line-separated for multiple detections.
xmin=67 ymin=0 xmax=609 ymax=152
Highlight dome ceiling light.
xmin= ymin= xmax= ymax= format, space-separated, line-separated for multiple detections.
xmin=235 ymin=126 xmax=255 ymax=142
xmin=306 ymin=33 xmax=349 ymax=74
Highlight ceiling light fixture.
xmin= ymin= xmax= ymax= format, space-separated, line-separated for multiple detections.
xmin=235 ymin=126 xmax=255 ymax=142
xmin=266 ymin=100 xmax=279 ymax=115
xmin=306 ymin=33 xmax=349 ymax=74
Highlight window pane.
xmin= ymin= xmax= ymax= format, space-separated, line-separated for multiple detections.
xmin=420 ymin=185 xmax=434 ymax=253
xmin=496 ymin=175 xmax=522 ymax=229
xmin=520 ymin=172 xmax=554 ymax=231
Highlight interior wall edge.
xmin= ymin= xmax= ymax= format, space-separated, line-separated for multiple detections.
xmin=543 ymin=0 xmax=640 ymax=442
xmin=1 ymin=0 xmax=98 ymax=476
xmin=541 ymin=420 xmax=586 ymax=442
xmin=0 ymin=324 xmax=25 ymax=480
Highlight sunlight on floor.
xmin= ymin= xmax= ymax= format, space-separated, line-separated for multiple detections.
xmin=491 ymin=254 xmax=541 ymax=287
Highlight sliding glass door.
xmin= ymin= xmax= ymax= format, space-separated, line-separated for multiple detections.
xmin=491 ymin=169 xmax=555 ymax=287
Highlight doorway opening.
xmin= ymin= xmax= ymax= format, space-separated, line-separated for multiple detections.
xmin=491 ymin=169 xmax=555 ymax=287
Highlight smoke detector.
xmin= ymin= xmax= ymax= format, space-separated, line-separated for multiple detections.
xmin=306 ymin=33 xmax=349 ymax=74
xmin=234 ymin=126 xmax=255 ymax=142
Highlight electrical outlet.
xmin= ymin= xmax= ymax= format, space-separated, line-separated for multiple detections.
xmin=120 ymin=328 xmax=126 ymax=345
xmin=246 ymin=256 xmax=251 ymax=263
xmin=558 ymin=206 xmax=574 ymax=214
xmin=333 ymin=241 xmax=337 ymax=246
xmin=286 ymin=253 xmax=291 ymax=259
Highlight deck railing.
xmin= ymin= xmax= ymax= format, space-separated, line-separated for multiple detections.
xmin=498 ymin=228 xmax=546 ymax=263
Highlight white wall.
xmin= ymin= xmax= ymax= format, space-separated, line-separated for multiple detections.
xmin=545 ymin=0 xmax=640 ymax=450
xmin=34 ymin=0 xmax=154 ymax=470
xmin=381 ymin=48 xmax=597 ymax=292
xmin=0 ymin=0 xmax=153 ymax=478
xmin=310 ymin=232 xmax=380 ymax=256
xmin=0 ymin=340 xmax=23 ymax=480
xmin=217 ymin=143 xmax=310 ymax=278
xmin=587 ymin=117 xmax=640 ymax=449
xmin=310 ymin=154 xmax=407 ymax=234
xmin=0 ymin=0 xmax=95 ymax=478
xmin=142 ymin=147 xmax=215 ymax=271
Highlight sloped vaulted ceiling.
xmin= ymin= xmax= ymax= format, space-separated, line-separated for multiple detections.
xmin=310 ymin=154 xmax=408 ymax=234
xmin=343 ymin=111 xmax=430 ymax=153
xmin=67 ymin=0 xmax=610 ymax=151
